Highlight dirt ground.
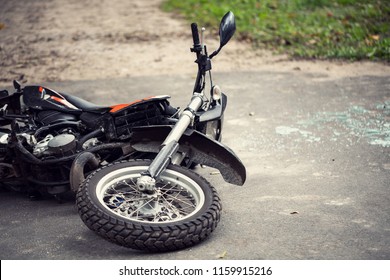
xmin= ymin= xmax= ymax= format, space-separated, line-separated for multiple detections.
xmin=0 ymin=0 xmax=389 ymax=87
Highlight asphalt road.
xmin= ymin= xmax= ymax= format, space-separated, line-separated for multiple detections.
xmin=0 ymin=70 xmax=389 ymax=259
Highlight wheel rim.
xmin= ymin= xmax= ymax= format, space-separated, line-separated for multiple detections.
xmin=95 ymin=165 xmax=205 ymax=223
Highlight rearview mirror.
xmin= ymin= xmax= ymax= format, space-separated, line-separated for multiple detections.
xmin=210 ymin=11 xmax=236 ymax=59
xmin=219 ymin=11 xmax=236 ymax=48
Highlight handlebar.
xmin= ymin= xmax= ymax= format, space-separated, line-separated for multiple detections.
xmin=190 ymin=23 xmax=211 ymax=93
xmin=191 ymin=23 xmax=201 ymax=48
xmin=190 ymin=23 xmax=203 ymax=54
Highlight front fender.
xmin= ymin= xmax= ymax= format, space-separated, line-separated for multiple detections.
xmin=130 ymin=125 xmax=246 ymax=186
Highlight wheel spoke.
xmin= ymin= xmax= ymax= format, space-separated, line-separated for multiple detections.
xmin=96 ymin=165 xmax=205 ymax=223
xmin=163 ymin=191 xmax=196 ymax=208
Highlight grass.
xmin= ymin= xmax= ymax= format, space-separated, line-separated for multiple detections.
xmin=162 ymin=0 xmax=390 ymax=61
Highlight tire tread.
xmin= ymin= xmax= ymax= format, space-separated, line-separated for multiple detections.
xmin=76 ymin=159 xmax=221 ymax=252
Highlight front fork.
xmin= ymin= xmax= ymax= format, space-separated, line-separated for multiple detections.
xmin=136 ymin=93 xmax=204 ymax=193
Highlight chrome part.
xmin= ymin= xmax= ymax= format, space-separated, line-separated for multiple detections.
xmin=171 ymin=152 xmax=186 ymax=165
xmin=142 ymin=141 xmax=179 ymax=182
xmin=33 ymin=134 xmax=54 ymax=156
xmin=136 ymin=175 xmax=156 ymax=192
xmin=162 ymin=93 xmax=203 ymax=146
xmin=96 ymin=166 xmax=205 ymax=223
xmin=138 ymin=93 xmax=204 ymax=186
xmin=0 ymin=133 xmax=8 ymax=144
xmin=19 ymin=133 xmax=37 ymax=146
xmin=82 ymin=137 xmax=100 ymax=150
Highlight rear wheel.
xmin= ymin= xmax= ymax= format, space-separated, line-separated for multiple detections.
xmin=76 ymin=159 xmax=221 ymax=252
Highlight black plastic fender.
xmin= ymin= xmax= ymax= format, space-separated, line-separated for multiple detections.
xmin=130 ymin=125 xmax=246 ymax=186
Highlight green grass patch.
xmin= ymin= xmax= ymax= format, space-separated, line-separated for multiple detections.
xmin=162 ymin=0 xmax=390 ymax=61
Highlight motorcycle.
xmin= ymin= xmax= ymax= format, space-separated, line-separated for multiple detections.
xmin=0 ymin=11 xmax=246 ymax=252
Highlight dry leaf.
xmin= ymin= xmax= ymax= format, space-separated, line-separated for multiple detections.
xmin=217 ymin=251 xmax=227 ymax=259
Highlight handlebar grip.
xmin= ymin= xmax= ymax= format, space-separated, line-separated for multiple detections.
xmin=191 ymin=23 xmax=201 ymax=47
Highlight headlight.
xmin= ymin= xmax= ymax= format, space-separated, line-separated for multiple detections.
xmin=212 ymin=85 xmax=222 ymax=100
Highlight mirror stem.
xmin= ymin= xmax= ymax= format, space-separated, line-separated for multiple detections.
xmin=209 ymin=48 xmax=220 ymax=60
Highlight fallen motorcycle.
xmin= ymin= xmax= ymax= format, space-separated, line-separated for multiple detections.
xmin=0 ymin=11 xmax=246 ymax=251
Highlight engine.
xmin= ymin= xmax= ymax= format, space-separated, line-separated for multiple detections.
xmin=1 ymin=130 xmax=79 ymax=190
xmin=33 ymin=133 xmax=77 ymax=158
xmin=0 ymin=111 xmax=101 ymax=194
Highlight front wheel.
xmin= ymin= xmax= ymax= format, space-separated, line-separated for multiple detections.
xmin=76 ymin=160 xmax=222 ymax=252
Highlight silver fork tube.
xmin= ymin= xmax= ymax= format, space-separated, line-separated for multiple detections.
xmin=137 ymin=94 xmax=203 ymax=191
xmin=163 ymin=94 xmax=203 ymax=145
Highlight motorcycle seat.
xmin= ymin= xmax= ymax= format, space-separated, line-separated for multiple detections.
xmin=60 ymin=92 xmax=109 ymax=112
xmin=60 ymin=91 xmax=171 ymax=114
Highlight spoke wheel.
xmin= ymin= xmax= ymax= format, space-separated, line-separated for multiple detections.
xmin=96 ymin=166 xmax=205 ymax=223
xmin=76 ymin=160 xmax=221 ymax=252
